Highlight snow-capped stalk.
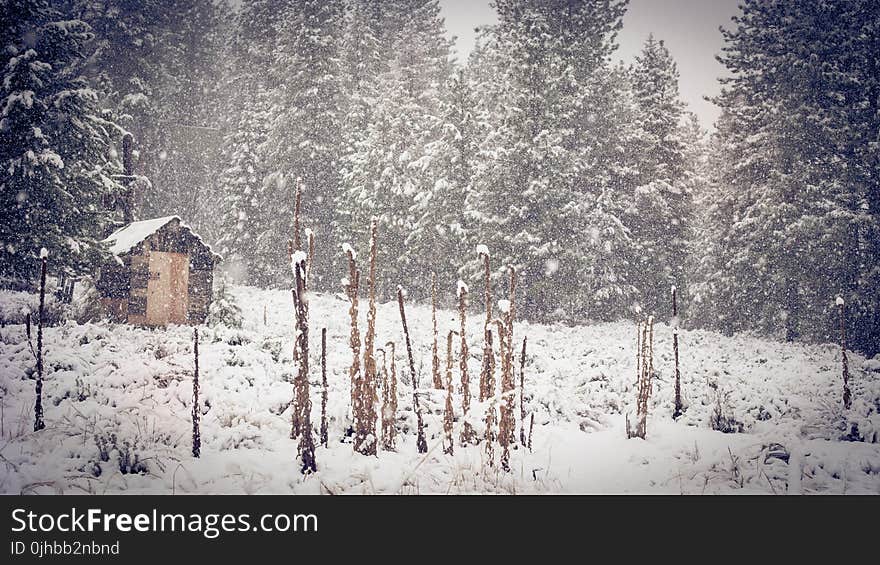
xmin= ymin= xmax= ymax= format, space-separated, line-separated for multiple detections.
xmin=306 ymin=228 xmax=315 ymax=286
xmin=431 ymin=273 xmax=443 ymax=389
xmin=479 ymin=247 xmax=492 ymax=401
xmin=33 ymin=255 xmax=46 ymax=432
xmin=397 ymin=286 xmax=427 ymax=453
xmin=380 ymin=342 xmax=398 ymax=451
xmin=519 ymin=336 xmax=528 ymax=447
xmin=483 ymin=328 xmax=496 ymax=467
xmin=505 ymin=266 xmax=516 ymax=447
xmin=458 ymin=281 xmax=475 ymax=444
xmin=320 ymin=327 xmax=328 ymax=447
xmin=289 ymin=244 xmax=302 ymax=439
xmin=838 ymin=297 xmax=851 ymax=410
xmin=480 ymin=318 xmax=496 ymax=425
xmin=634 ymin=319 xmax=642 ymax=387
xmin=192 ymin=328 xmax=200 ymax=458
xmin=344 ymin=245 xmax=361 ymax=423
xmin=495 ymin=318 xmax=514 ymax=472
xmin=507 ymin=265 xmax=516 ymax=347
xmin=527 ymin=412 xmax=534 ymax=452
xmin=444 ymin=330 xmax=457 ymax=455
xmin=627 ymin=317 xmax=655 ymax=439
xmin=292 ymin=256 xmax=316 ymax=473
xmin=672 ymin=286 xmax=683 ymax=419
xmin=293 ymin=176 xmax=303 ymax=251
xmin=355 ymin=220 xmax=379 ymax=456
xmin=289 ymin=239 xmax=301 ymax=366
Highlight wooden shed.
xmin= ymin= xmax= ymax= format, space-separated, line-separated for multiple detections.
xmin=97 ymin=216 xmax=221 ymax=326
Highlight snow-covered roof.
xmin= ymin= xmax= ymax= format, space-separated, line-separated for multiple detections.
xmin=102 ymin=216 xmax=221 ymax=260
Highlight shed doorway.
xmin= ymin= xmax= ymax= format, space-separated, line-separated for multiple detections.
xmin=146 ymin=251 xmax=189 ymax=325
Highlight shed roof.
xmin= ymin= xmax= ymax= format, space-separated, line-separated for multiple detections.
xmin=102 ymin=216 xmax=221 ymax=261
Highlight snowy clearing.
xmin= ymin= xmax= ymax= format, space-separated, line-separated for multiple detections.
xmin=1 ymin=285 xmax=878 ymax=494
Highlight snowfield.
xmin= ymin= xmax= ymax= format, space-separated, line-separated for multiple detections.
xmin=1 ymin=285 xmax=879 ymax=494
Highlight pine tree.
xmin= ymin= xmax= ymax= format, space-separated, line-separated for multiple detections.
xmin=141 ymin=0 xmax=229 ymax=237
xmin=405 ymin=67 xmax=474 ymax=288
xmin=695 ymin=0 xmax=880 ymax=354
xmin=1 ymin=0 xmax=124 ymax=283
xmin=215 ymin=0 xmax=280 ymax=286
xmin=74 ymin=0 xmax=229 ymax=232
xmin=466 ymin=0 xmax=634 ymax=321
xmin=628 ymin=35 xmax=691 ymax=319
xmin=336 ymin=0 xmax=453 ymax=300
xmin=257 ymin=0 xmax=344 ymax=288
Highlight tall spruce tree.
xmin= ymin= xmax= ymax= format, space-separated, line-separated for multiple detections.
xmin=467 ymin=0 xmax=634 ymax=321
xmin=695 ymin=0 xmax=880 ymax=353
xmin=260 ymin=0 xmax=344 ymax=288
xmin=628 ymin=35 xmax=691 ymax=319
xmin=336 ymin=0 xmax=453 ymax=299
xmin=1 ymin=0 xmax=124 ymax=283
xmin=215 ymin=0 xmax=286 ymax=287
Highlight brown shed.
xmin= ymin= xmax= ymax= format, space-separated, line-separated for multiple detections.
xmin=97 ymin=216 xmax=221 ymax=326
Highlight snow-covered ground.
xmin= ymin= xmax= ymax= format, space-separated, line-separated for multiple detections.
xmin=1 ymin=285 xmax=878 ymax=494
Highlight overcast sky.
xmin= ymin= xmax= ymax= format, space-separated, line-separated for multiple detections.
xmin=439 ymin=0 xmax=742 ymax=130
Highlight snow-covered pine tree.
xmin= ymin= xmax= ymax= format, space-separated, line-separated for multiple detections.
xmin=694 ymin=0 xmax=880 ymax=354
xmin=573 ymin=63 xmax=642 ymax=321
xmin=262 ymin=0 xmax=344 ymax=288
xmin=1 ymin=0 xmax=125 ymax=283
xmin=73 ymin=0 xmax=166 ymax=150
xmin=339 ymin=0 xmax=389 ymax=136
xmin=336 ymin=0 xmax=454 ymax=300
xmin=334 ymin=0 xmax=390 ymax=288
xmin=138 ymin=0 xmax=230 ymax=236
xmin=405 ymin=67 xmax=474 ymax=289
xmin=466 ymin=0 xmax=634 ymax=321
xmin=628 ymin=35 xmax=692 ymax=319
xmin=215 ymin=0 xmax=281 ymax=287
xmin=74 ymin=0 xmax=229 ymax=232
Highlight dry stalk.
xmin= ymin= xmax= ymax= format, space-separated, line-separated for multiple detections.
xmin=479 ymin=249 xmax=492 ymax=401
xmin=672 ymin=286 xmax=683 ymax=419
xmin=397 ymin=286 xmax=427 ymax=453
xmin=494 ymin=318 xmax=515 ymax=472
xmin=458 ymin=281 xmax=475 ymax=444
xmin=519 ymin=336 xmax=527 ymax=446
xmin=627 ymin=316 xmax=655 ymax=439
xmin=380 ymin=342 xmax=398 ymax=451
xmin=306 ymin=228 xmax=315 ymax=286
xmin=527 ymin=412 xmax=534 ymax=452
xmin=192 ymin=328 xmax=200 ymax=458
xmin=838 ymin=297 xmax=852 ymax=409
xmin=505 ymin=266 xmax=516 ymax=447
xmin=33 ymin=256 xmax=46 ymax=432
xmin=444 ymin=330 xmax=457 ymax=455
xmin=320 ymin=327 xmax=328 ymax=447
xmin=292 ymin=255 xmax=316 ymax=472
xmin=484 ymin=328 xmax=496 ymax=467
xmin=354 ymin=220 xmax=379 ymax=455
xmin=431 ymin=273 xmax=443 ymax=389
